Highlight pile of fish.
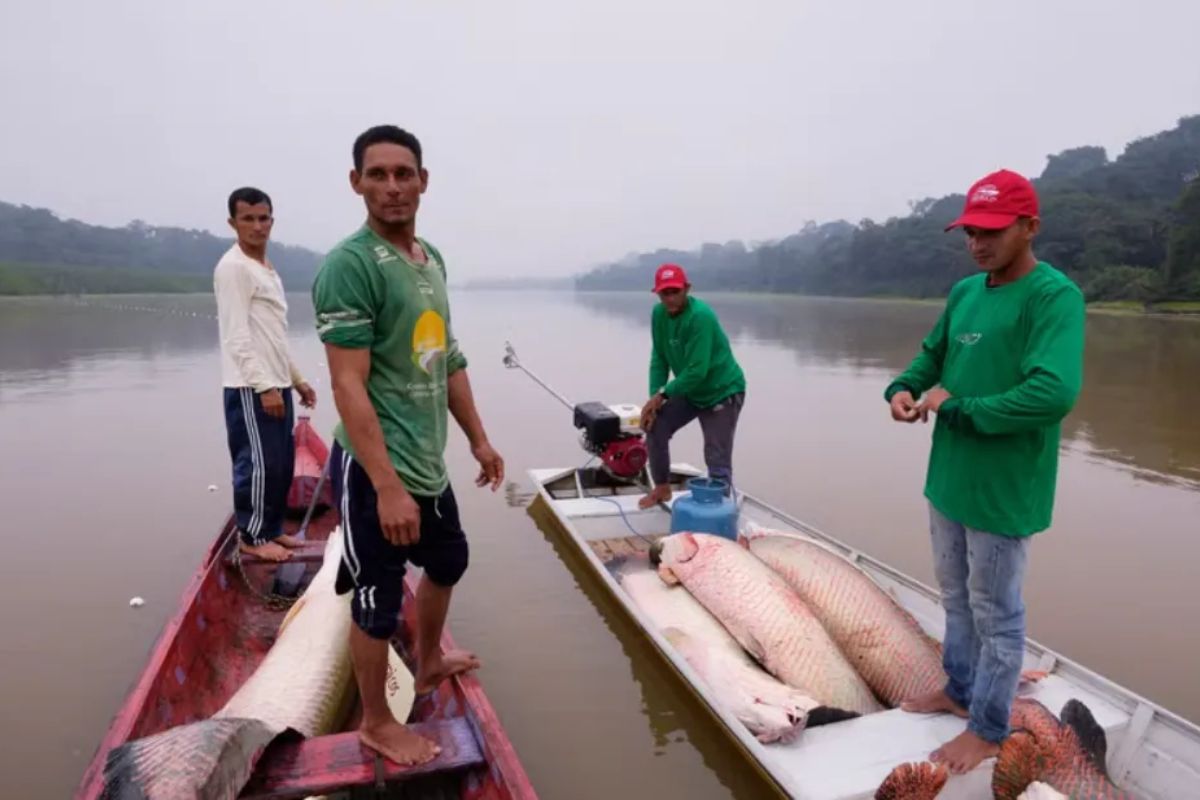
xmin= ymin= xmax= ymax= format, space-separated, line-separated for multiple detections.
xmin=631 ymin=526 xmax=947 ymax=743
xmin=875 ymin=698 xmax=1133 ymax=799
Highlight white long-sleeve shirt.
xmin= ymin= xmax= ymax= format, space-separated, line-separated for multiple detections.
xmin=214 ymin=243 xmax=304 ymax=392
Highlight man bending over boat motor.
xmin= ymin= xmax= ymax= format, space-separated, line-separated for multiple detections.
xmin=214 ymin=187 xmax=317 ymax=563
xmin=638 ymin=264 xmax=746 ymax=510
xmin=313 ymin=125 xmax=505 ymax=767
xmin=885 ymin=169 xmax=1085 ymax=775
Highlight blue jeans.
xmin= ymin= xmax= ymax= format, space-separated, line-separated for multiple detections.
xmin=929 ymin=503 xmax=1030 ymax=743
xmin=646 ymin=392 xmax=744 ymax=486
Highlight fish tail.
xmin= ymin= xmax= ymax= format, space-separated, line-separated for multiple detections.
xmin=805 ymin=705 xmax=861 ymax=728
xmin=101 ymin=717 xmax=279 ymax=800
xmin=874 ymin=761 xmax=948 ymax=800
xmin=1059 ymin=698 xmax=1109 ymax=775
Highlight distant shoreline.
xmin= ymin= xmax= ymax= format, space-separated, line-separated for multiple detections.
xmin=7 ymin=285 xmax=1199 ymax=318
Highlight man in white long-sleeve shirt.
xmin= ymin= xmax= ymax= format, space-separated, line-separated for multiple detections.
xmin=215 ymin=187 xmax=317 ymax=562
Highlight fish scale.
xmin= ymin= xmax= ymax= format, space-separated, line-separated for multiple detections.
xmin=657 ymin=533 xmax=881 ymax=716
xmin=747 ymin=533 xmax=945 ymax=708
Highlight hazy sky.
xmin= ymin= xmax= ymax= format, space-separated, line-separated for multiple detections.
xmin=2 ymin=1 xmax=1198 ymax=280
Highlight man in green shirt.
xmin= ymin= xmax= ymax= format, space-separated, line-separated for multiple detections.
xmin=638 ymin=264 xmax=746 ymax=509
xmin=313 ymin=125 xmax=505 ymax=767
xmin=885 ymin=169 xmax=1085 ymax=774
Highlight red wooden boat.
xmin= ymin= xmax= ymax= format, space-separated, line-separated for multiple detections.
xmin=76 ymin=417 xmax=537 ymax=799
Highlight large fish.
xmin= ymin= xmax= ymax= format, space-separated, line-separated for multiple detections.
xmin=101 ymin=531 xmax=414 ymax=799
xmin=620 ymin=569 xmax=820 ymax=743
xmin=651 ymin=532 xmax=882 ymax=716
xmin=744 ymin=527 xmax=944 ymax=708
xmin=993 ymin=698 xmax=1133 ymax=799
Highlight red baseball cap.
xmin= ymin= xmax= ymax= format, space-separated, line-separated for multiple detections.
xmin=945 ymin=169 xmax=1039 ymax=232
xmin=652 ymin=263 xmax=688 ymax=293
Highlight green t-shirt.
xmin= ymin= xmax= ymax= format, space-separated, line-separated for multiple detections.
xmin=649 ymin=297 xmax=746 ymax=408
xmin=885 ymin=262 xmax=1085 ymax=537
xmin=312 ymin=226 xmax=467 ymax=496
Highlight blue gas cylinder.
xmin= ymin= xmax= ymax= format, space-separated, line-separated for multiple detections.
xmin=670 ymin=477 xmax=739 ymax=540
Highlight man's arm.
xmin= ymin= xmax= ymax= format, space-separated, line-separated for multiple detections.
xmin=314 ymin=250 xmax=418 ymax=543
xmin=648 ymin=323 xmax=669 ymax=397
xmin=936 ymin=287 xmax=1085 ymax=435
xmin=215 ymin=260 xmax=272 ymax=392
xmin=884 ymin=304 xmax=951 ymax=403
xmin=326 ymin=343 xmax=420 ymax=543
xmin=661 ymin=312 xmax=715 ymax=400
xmin=447 ymin=368 xmax=504 ymax=490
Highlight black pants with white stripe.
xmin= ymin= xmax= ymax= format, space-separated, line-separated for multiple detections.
xmin=223 ymin=387 xmax=294 ymax=546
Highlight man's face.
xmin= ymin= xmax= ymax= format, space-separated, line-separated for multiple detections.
xmin=229 ymin=201 xmax=273 ymax=249
xmin=963 ymin=218 xmax=1039 ymax=272
xmin=351 ymin=142 xmax=428 ymax=226
xmin=658 ymin=286 xmax=689 ymax=315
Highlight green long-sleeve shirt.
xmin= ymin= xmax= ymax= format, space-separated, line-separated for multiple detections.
xmin=885 ymin=262 xmax=1085 ymax=536
xmin=649 ymin=297 xmax=746 ymax=408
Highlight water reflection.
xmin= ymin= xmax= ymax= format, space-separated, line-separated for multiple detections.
xmin=571 ymin=292 xmax=1200 ymax=488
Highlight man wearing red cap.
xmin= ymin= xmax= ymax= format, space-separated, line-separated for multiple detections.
xmin=638 ymin=264 xmax=746 ymax=509
xmin=885 ymin=169 xmax=1086 ymax=773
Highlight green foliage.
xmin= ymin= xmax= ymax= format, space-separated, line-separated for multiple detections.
xmin=1165 ymin=178 xmax=1200 ymax=293
xmin=0 ymin=201 xmax=323 ymax=294
xmin=1080 ymin=265 xmax=1164 ymax=303
xmin=578 ymin=115 xmax=1200 ymax=301
xmin=0 ymin=261 xmax=209 ymax=295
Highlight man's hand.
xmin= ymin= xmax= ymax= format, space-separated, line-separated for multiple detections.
xmin=889 ymin=390 xmax=920 ymax=423
xmin=261 ymin=388 xmax=286 ymax=419
xmin=295 ymin=382 xmax=317 ymax=409
xmin=641 ymin=393 xmax=665 ymax=432
xmin=472 ymin=441 xmax=505 ymax=491
xmin=917 ymin=387 xmax=952 ymax=422
xmin=377 ymin=482 xmax=421 ymax=546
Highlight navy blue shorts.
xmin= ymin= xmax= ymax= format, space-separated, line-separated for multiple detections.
xmin=329 ymin=442 xmax=469 ymax=640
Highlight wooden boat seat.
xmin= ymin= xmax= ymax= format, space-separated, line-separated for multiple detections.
xmin=239 ymin=717 xmax=485 ymax=799
xmin=234 ymin=541 xmax=329 ymax=565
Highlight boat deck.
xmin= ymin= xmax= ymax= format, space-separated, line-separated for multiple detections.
xmin=532 ymin=465 xmax=1200 ymax=800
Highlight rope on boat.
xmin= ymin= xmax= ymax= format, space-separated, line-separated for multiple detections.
xmin=231 ymin=459 xmax=332 ymax=611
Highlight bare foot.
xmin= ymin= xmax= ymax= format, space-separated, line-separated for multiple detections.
xmin=274 ymin=534 xmax=305 ymax=548
xmin=414 ymin=649 xmax=481 ymax=694
xmin=930 ymin=730 xmax=999 ymax=775
xmin=359 ymin=718 xmax=441 ymax=766
xmin=638 ymin=485 xmax=672 ymax=510
xmin=901 ymin=688 xmax=969 ymax=718
xmin=239 ymin=540 xmax=292 ymax=562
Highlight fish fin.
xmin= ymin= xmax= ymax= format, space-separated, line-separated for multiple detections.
xmin=874 ymin=761 xmax=948 ymax=800
xmin=102 ymin=717 xmax=281 ymax=800
xmin=806 ymin=706 xmax=861 ymax=727
xmin=1060 ymin=698 xmax=1109 ymax=775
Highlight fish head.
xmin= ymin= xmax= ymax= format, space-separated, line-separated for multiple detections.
xmin=652 ymin=533 xmax=700 ymax=585
xmin=748 ymin=702 xmax=807 ymax=745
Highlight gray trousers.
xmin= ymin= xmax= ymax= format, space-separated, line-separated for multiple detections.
xmin=647 ymin=392 xmax=744 ymax=487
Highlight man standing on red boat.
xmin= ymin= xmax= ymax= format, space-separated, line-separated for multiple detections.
xmin=313 ymin=126 xmax=505 ymax=767
xmin=214 ymin=186 xmax=317 ymax=563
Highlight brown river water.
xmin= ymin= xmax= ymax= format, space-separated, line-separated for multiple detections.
xmin=1 ymin=291 xmax=1197 ymax=799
